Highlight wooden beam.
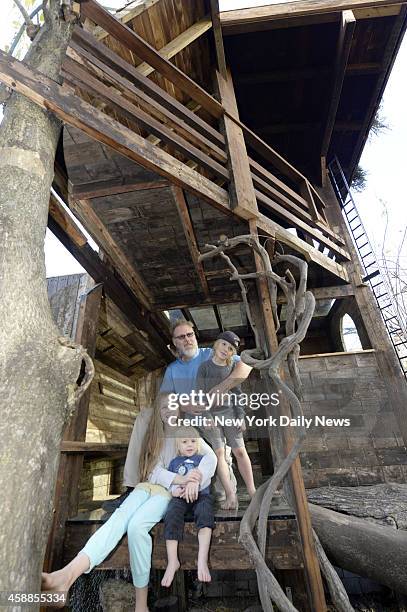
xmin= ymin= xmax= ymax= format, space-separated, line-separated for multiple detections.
xmin=216 ymin=69 xmax=258 ymax=219
xmin=321 ymin=10 xmax=356 ymax=157
xmin=220 ymin=0 xmax=406 ymax=28
xmin=47 ymin=215 xmax=171 ymax=364
xmin=71 ymin=180 xmax=169 ymax=200
xmin=136 ymin=15 xmax=212 ymax=77
xmin=60 ymin=441 xmax=127 ymax=454
xmin=0 ymin=49 xmax=229 ymax=211
xmin=277 ymin=284 xmax=354 ymax=303
xmin=172 ymin=186 xmax=210 ymax=299
xmin=210 ymin=0 xmax=228 ymax=78
xmin=49 ymin=193 xmax=87 ymax=248
xmin=69 ymin=197 xmax=154 ymax=311
xmin=249 ymin=219 xmax=327 ymax=612
xmin=80 ymin=0 xmax=223 ymax=118
xmin=95 ymin=0 xmax=162 ymax=40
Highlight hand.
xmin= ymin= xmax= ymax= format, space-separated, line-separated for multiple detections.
xmin=172 ymin=486 xmax=185 ymax=498
xmin=180 ymin=402 xmax=207 ymax=415
xmin=185 ymin=468 xmax=202 ymax=484
xmin=181 ymin=481 xmax=199 ymax=503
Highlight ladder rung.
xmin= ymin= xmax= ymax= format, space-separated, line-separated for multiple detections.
xmin=348 ymin=214 xmax=358 ymax=223
xmin=384 ymin=315 xmax=397 ymax=322
xmin=358 ymin=242 xmax=369 ymax=250
xmin=371 ymin=280 xmax=383 ymax=288
xmin=376 ymin=293 xmax=387 ymax=300
xmin=394 ymin=341 xmax=407 ymax=347
xmin=364 ymin=262 xmax=376 ymax=269
xmin=381 ymin=303 xmax=393 ymax=309
xmin=351 ymin=223 xmax=362 ymax=232
xmin=389 ymin=328 xmax=403 ymax=334
xmin=363 ymin=270 xmax=380 ymax=282
xmin=354 ymin=233 xmax=364 ymax=240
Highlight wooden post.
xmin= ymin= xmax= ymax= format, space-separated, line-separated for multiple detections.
xmin=249 ymin=219 xmax=327 ymax=612
xmin=216 ymin=69 xmax=258 ymax=220
xmin=44 ymin=283 xmax=103 ymax=572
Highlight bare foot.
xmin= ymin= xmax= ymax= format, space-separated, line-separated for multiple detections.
xmin=41 ymin=572 xmax=69 ymax=608
xmin=220 ymin=494 xmax=238 ymax=510
xmin=161 ymin=560 xmax=180 ymax=587
xmin=197 ymin=560 xmax=211 ymax=582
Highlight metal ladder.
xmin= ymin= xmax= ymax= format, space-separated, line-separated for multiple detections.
xmin=328 ymin=156 xmax=407 ymax=378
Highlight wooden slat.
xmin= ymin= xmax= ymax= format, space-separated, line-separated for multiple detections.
xmin=61 ymin=441 xmax=128 ymax=454
xmin=136 ymin=15 xmax=212 ymax=76
xmin=172 ymin=186 xmax=210 ymax=299
xmin=220 ymin=0 xmax=406 ymax=27
xmin=321 ymin=10 xmax=356 ymax=157
xmin=80 ymin=0 xmax=223 ymax=118
xmin=62 ymin=57 xmax=229 ymax=181
xmin=73 ymin=27 xmax=225 ymax=147
xmin=0 ymin=49 xmax=229 ymax=212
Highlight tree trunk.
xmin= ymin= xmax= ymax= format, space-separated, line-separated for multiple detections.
xmin=310 ymin=503 xmax=407 ymax=594
xmin=0 ymin=2 xmax=86 ymax=599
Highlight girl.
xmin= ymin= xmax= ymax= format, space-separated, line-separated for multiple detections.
xmin=196 ymin=331 xmax=256 ymax=510
xmin=161 ymin=427 xmax=214 ymax=588
xmin=42 ymin=404 xmax=216 ymax=612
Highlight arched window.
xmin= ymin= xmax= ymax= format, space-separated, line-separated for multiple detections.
xmin=341 ymin=314 xmax=362 ymax=351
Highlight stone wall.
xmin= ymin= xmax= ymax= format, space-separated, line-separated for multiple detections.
xmin=297 ymin=350 xmax=407 ymax=487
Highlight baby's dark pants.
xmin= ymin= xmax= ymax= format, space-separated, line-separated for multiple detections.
xmin=164 ymin=493 xmax=214 ymax=540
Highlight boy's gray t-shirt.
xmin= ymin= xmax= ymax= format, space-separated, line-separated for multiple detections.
xmin=195 ymin=359 xmax=244 ymax=418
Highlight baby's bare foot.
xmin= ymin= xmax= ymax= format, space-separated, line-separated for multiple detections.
xmin=161 ymin=559 xmax=180 ymax=588
xmin=197 ymin=561 xmax=211 ymax=583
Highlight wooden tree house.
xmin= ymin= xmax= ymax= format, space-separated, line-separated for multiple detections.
xmin=3 ymin=0 xmax=407 ymax=609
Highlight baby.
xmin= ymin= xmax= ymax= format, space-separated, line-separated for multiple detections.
xmin=161 ymin=427 xmax=215 ymax=587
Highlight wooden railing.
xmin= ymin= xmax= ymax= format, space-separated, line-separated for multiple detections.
xmin=64 ymin=5 xmax=349 ymax=263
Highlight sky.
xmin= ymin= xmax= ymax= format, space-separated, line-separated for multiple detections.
xmin=1 ymin=0 xmax=406 ymax=279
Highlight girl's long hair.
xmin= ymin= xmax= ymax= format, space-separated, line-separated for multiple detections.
xmin=138 ymin=402 xmax=165 ymax=482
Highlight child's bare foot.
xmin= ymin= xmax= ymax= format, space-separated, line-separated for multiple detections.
xmin=197 ymin=560 xmax=211 ymax=582
xmin=161 ymin=559 xmax=180 ymax=587
xmin=220 ymin=494 xmax=238 ymax=510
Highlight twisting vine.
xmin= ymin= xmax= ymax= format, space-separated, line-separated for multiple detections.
xmin=200 ymin=234 xmax=354 ymax=612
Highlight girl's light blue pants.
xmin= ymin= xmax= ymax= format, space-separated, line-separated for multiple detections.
xmin=80 ymin=488 xmax=169 ymax=587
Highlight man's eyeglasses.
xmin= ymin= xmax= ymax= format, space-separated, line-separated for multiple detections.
xmin=173 ymin=331 xmax=195 ymax=341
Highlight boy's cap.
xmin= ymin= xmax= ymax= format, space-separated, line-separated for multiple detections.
xmin=217 ymin=331 xmax=240 ymax=348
